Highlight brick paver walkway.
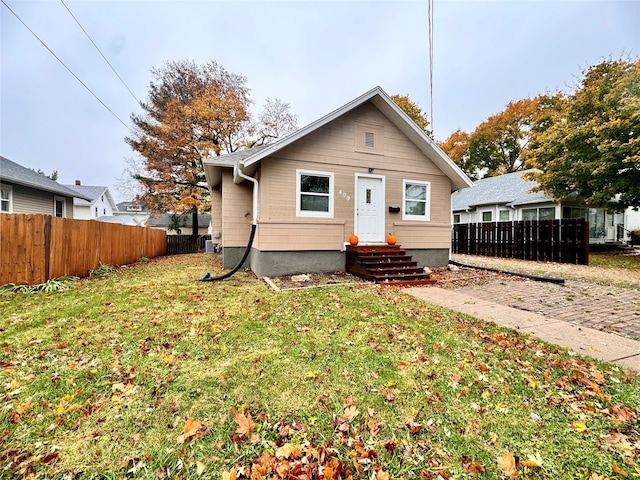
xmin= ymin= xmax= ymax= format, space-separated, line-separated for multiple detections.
xmin=451 ymin=277 xmax=640 ymax=341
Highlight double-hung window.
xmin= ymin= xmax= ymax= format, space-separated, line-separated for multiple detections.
xmin=296 ymin=169 xmax=334 ymax=218
xmin=1 ymin=184 xmax=12 ymax=213
xmin=402 ymin=180 xmax=430 ymax=221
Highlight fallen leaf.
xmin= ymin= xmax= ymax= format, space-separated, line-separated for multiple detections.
xmin=497 ymin=452 xmax=518 ymax=478
xmin=233 ymin=410 xmax=255 ymax=438
xmin=612 ymin=464 xmax=628 ymax=477
xmin=573 ymin=421 xmax=588 ymax=433
xmin=161 ymin=353 xmax=176 ymax=365
xmin=222 ymin=468 xmax=237 ymax=480
xmin=376 ymin=469 xmax=390 ymax=480
xmin=196 ymin=461 xmax=206 ymax=475
xmin=344 ymin=405 xmax=359 ymax=421
xmin=521 ymin=452 xmax=543 ymax=468
xmin=176 ymin=417 xmax=201 ymax=444
xmin=41 ymin=452 xmax=59 ymax=464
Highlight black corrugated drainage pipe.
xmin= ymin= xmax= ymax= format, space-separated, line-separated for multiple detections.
xmin=449 ymin=259 xmax=565 ymax=284
xmin=199 ymin=224 xmax=256 ymax=282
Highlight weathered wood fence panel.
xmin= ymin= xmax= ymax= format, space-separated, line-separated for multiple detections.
xmin=0 ymin=214 xmax=167 ymax=285
xmin=452 ymin=219 xmax=589 ymax=265
xmin=166 ymin=234 xmax=212 ymax=254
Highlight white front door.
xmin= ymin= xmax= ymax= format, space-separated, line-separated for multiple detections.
xmin=356 ymin=175 xmax=385 ymax=243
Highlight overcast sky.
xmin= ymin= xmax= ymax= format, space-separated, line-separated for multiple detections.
xmin=1 ymin=0 xmax=638 ymax=203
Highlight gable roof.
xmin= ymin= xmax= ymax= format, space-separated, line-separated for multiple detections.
xmin=64 ymin=184 xmax=118 ymax=210
xmin=452 ymin=170 xmax=554 ymax=211
xmin=0 ymin=156 xmax=91 ymax=200
xmin=202 ymin=87 xmax=473 ymax=191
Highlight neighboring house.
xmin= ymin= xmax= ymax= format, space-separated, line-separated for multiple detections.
xmin=64 ymin=181 xmax=118 ymax=220
xmin=202 ymin=86 xmax=473 ymax=277
xmin=102 ymin=201 xmax=151 ymax=226
xmin=452 ymin=170 xmax=628 ymax=244
xmin=0 ymin=156 xmax=90 ymax=218
xmin=146 ymin=213 xmax=212 ymax=235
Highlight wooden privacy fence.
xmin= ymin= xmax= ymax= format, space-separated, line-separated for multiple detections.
xmin=452 ymin=219 xmax=589 ymax=265
xmin=166 ymin=234 xmax=212 ymax=254
xmin=0 ymin=214 xmax=167 ymax=286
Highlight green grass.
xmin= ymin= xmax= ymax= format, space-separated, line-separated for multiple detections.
xmin=1 ymin=254 xmax=638 ymax=479
xmin=589 ymin=251 xmax=640 ymax=270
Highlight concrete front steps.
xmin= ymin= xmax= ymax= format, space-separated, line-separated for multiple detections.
xmin=346 ymin=244 xmax=435 ymax=286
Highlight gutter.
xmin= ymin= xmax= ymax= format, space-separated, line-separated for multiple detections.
xmin=235 ymin=161 xmax=258 ymax=224
xmin=199 ymin=160 xmax=258 ymax=282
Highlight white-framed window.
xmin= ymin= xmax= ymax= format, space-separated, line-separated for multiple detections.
xmin=482 ymin=211 xmax=493 ymax=222
xmin=523 ymin=207 xmax=556 ymax=221
xmin=453 ymin=213 xmax=461 ymax=224
xmin=499 ymin=210 xmax=510 ymax=221
xmin=54 ymin=196 xmax=66 ymax=218
xmin=402 ymin=180 xmax=430 ymax=221
xmin=1 ymin=184 xmax=12 ymax=213
xmin=296 ymin=169 xmax=334 ymax=218
xmin=540 ymin=207 xmax=555 ymax=220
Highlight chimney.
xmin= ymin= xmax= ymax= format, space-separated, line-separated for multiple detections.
xmin=75 ymin=180 xmax=81 ymax=185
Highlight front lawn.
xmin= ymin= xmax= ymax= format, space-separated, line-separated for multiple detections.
xmin=1 ymin=255 xmax=638 ymax=479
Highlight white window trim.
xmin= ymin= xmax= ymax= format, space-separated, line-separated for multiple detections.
xmin=481 ymin=210 xmax=493 ymax=222
xmin=402 ymin=179 xmax=431 ymax=221
xmin=1 ymin=184 xmax=13 ymax=213
xmin=54 ymin=196 xmax=66 ymax=218
xmin=296 ymin=169 xmax=334 ymax=218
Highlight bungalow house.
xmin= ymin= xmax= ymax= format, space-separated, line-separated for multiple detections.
xmin=0 ymin=156 xmax=90 ymax=217
xmin=451 ymin=170 xmax=628 ymax=244
xmin=64 ymin=181 xmax=118 ymax=219
xmin=202 ymin=86 xmax=473 ymax=277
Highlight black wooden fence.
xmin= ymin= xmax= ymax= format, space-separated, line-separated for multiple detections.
xmin=452 ymin=219 xmax=589 ymax=265
xmin=166 ymin=235 xmax=212 ymax=254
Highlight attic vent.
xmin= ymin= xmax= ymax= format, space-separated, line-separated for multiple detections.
xmin=364 ymin=131 xmax=375 ymax=148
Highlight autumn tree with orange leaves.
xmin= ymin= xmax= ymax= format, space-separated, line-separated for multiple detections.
xmin=439 ymin=95 xmax=562 ymax=180
xmin=391 ymin=94 xmax=432 ymax=137
xmin=126 ymin=60 xmax=297 ymax=233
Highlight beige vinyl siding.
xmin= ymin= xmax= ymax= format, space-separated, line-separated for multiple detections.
xmin=221 ymin=169 xmax=254 ymax=247
xmin=256 ymin=220 xmax=345 ymax=251
xmin=10 ymin=184 xmax=73 ymax=218
xmin=391 ymin=223 xmax=452 ymax=248
xmin=255 ymin=101 xmax=452 ymax=250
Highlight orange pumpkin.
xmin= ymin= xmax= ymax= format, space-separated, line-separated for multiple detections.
xmin=349 ymin=234 xmax=359 ymax=246
xmin=386 ymin=233 xmax=397 ymax=245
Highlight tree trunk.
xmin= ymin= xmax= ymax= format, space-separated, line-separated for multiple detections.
xmin=192 ymin=207 xmax=198 ymax=236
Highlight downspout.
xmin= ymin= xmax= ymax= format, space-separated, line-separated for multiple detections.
xmin=199 ymin=161 xmax=258 ymax=282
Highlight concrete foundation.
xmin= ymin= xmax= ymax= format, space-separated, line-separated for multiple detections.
xmin=405 ymin=248 xmax=450 ymax=267
xmin=222 ymin=247 xmax=450 ymax=277
xmin=250 ymin=250 xmax=346 ymax=278
xmin=222 ymin=246 xmax=252 ymax=270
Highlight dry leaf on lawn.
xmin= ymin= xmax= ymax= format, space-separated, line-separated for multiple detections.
xmin=176 ymin=417 xmax=201 ymax=444
xmin=497 ymin=451 xmax=518 ymax=478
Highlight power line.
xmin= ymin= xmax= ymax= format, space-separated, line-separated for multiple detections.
xmin=428 ymin=0 xmax=434 ymax=132
xmin=1 ymin=0 xmax=133 ymax=133
xmin=60 ymin=0 xmax=140 ymax=105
